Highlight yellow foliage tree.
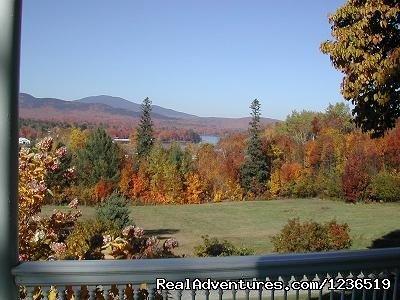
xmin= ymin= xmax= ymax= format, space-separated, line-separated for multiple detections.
xmin=186 ymin=173 xmax=204 ymax=204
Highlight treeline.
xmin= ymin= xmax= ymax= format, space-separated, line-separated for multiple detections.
xmin=267 ymin=104 xmax=400 ymax=202
xmin=20 ymin=119 xmax=202 ymax=144
xmin=41 ymin=100 xmax=400 ymax=206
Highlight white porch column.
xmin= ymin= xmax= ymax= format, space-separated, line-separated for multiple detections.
xmin=0 ymin=0 xmax=22 ymax=298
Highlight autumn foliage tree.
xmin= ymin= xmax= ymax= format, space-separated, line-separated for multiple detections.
xmin=321 ymin=0 xmax=400 ymax=137
xmin=94 ymin=178 xmax=114 ymax=202
xmin=118 ymin=158 xmax=135 ymax=198
xmin=18 ymin=137 xmax=82 ymax=260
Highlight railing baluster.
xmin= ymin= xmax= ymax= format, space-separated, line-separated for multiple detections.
xmin=306 ymin=274 xmax=313 ymax=300
xmin=258 ymin=285 xmax=263 ymax=300
xmin=103 ymin=285 xmax=111 ymax=299
xmin=176 ymin=289 xmax=183 ymax=300
xmin=25 ymin=286 xmax=35 ymax=300
xmin=88 ymin=285 xmax=96 ymax=300
xmin=232 ymin=287 xmax=237 ymax=300
xmin=133 ymin=285 xmax=140 ymax=300
xmin=281 ymin=276 xmax=289 ymax=300
xmin=318 ymin=274 xmax=325 ymax=300
xmin=383 ymin=287 xmax=388 ymax=300
xmin=329 ymin=273 xmax=335 ymax=300
xmin=382 ymin=271 xmax=388 ymax=300
xmin=350 ymin=274 xmax=356 ymax=300
xmin=393 ymin=269 xmax=399 ymax=300
xmin=72 ymin=285 xmax=80 ymax=300
xmin=58 ymin=286 xmax=65 ymax=300
xmin=148 ymin=284 xmax=155 ymax=300
xmin=293 ymin=275 xmax=301 ymax=300
xmin=218 ymin=287 xmax=224 ymax=300
xmin=41 ymin=286 xmax=49 ymax=300
xmin=204 ymin=289 xmax=210 ymax=300
xmin=340 ymin=271 xmax=350 ymax=300
xmin=270 ymin=288 xmax=275 ymax=300
xmin=362 ymin=287 xmax=367 ymax=300
xmin=245 ymin=288 xmax=250 ymax=300
xmin=372 ymin=273 xmax=377 ymax=300
xmin=191 ymin=289 xmax=196 ymax=300
xmin=162 ymin=289 xmax=168 ymax=300
xmin=118 ymin=285 xmax=126 ymax=300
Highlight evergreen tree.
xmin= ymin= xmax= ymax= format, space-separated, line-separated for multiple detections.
xmin=76 ymin=128 xmax=121 ymax=185
xmin=136 ymin=97 xmax=154 ymax=161
xmin=239 ymin=99 xmax=270 ymax=195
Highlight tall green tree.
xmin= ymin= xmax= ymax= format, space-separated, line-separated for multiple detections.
xmin=76 ymin=128 xmax=121 ymax=185
xmin=136 ymin=97 xmax=154 ymax=161
xmin=239 ymin=99 xmax=270 ymax=195
xmin=321 ymin=0 xmax=400 ymax=137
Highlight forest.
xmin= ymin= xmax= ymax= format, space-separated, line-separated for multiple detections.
xmin=19 ymin=99 xmax=400 ymax=207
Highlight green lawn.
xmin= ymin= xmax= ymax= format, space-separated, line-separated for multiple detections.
xmin=42 ymin=198 xmax=400 ymax=257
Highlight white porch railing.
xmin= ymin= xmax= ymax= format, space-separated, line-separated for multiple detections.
xmin=12 ymin=247 xmax=400 ymax=300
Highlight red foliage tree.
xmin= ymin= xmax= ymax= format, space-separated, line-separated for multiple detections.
xmin=94 ymin=178 xmax=113 ymax=202
xmin=342 ymin=144 xmax=370 ymax=203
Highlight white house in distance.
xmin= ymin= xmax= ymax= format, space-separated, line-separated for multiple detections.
xmin=113 ymin=138 xmax=130 ymax=144
xmin=18 ymin=137 xmax=31 ymax=146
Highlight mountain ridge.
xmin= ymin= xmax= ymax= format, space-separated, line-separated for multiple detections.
xmin=75 ymin=95 xmax=198 ymax=119
xmin=19 ymin=93 xmax=279 ymax=132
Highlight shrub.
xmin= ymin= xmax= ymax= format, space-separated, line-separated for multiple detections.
xmin=371 ymin=171 xmax=400 ymax=202
xmin=104 ymin=225 xmax=179 ymax=259
xmin=95 ymin=191 xmax=133 ymax=230
xmin=271 ymin=218 xmax=352 ymax=253
xmin=293 ymin=173 xmax=317 ymax=198
xmin=317 ymin=170 xmax=343 ymax=199
xmin=64 ymin=220 xmax=179 ymax=260
xmin=63 ymin=219 xmax=112 ymax=260
xmin=63 ymin=184 xmax=97 ymax=206
xmin=18 ymin=137 xmax=82 ymax=261
xmin=194 ymin=235 xmax=254 ymax=257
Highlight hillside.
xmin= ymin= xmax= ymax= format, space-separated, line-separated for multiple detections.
xmin=19 ymin=93 xmax=279 ymax=132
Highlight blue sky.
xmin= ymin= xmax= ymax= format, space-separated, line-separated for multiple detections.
xmin=21 ymin=0 xmax=346 ymax=120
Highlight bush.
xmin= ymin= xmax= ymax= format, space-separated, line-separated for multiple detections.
xmin=63 ymin=219 xmax=116 ymax=260
xmin=271 ymin=218 xmax=352 ymax=253
xmin=293 ymin=173 xmax=317 ymax=198
xmin=105 ymin=226 xmax=179 ymax=259
xmin=95 ymin=192 xmax=133 ymax=230
xmin=371 ymin=171 xmax=400 ymax=202
xmin=194 ymin=235 xmax=254 ymax=257
xmin=317 ymin=170 xmax=343 ymax=199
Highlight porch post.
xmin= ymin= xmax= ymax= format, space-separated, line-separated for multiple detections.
xmin=0 ymin=0 xmax=22 ymax=298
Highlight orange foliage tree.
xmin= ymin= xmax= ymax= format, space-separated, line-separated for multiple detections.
xmin=94 ymin=178 xmax=113 ymax=202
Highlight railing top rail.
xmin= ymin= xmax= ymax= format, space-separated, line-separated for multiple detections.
xmin=12 ymin=248 xmax=400 ymax=286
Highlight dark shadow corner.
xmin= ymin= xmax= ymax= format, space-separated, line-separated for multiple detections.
xmin=369 ymin=229 xmax=400 ymax=249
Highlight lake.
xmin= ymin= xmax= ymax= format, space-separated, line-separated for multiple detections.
xmin=200 ymin=135 xmax=220 ymax=145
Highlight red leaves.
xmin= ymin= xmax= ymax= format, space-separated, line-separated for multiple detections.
xmin=94 ymin=178 xmax=113 ymax=203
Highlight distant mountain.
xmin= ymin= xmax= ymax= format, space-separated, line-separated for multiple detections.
xmin=76 ymin=95 xmax=197 ymax=119
xmin=19 ymin=93 xmax=279 ymax=132
xmin=76 ymin=95 xmax=142 ymax=112
xmin=20 ymin=93 xmax=139 ymax=117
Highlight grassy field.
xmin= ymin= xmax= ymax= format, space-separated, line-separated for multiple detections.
xmin=43 ymin=198 xmax=400 ymax=257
